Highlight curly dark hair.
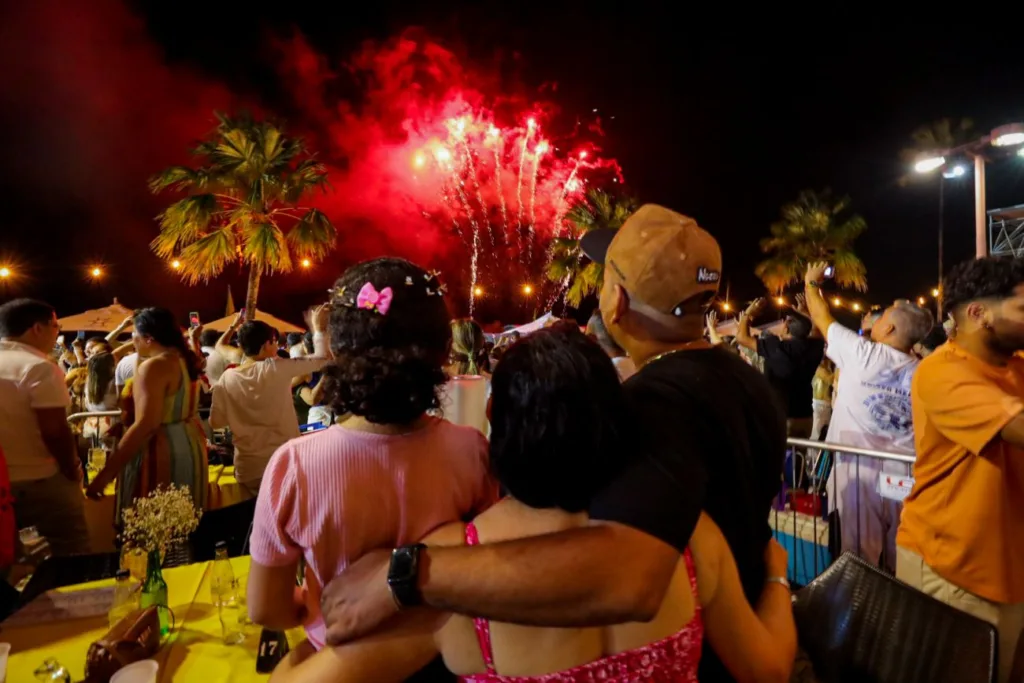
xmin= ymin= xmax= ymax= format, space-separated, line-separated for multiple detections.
xmin=323 ymin=258 xmax=451 ymax=424
xmin=489 ymin=323 xmax=630 ymax=512
xmin=943 ymin=256 xmax=1024 ymax=315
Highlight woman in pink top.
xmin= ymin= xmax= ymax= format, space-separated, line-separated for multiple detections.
xmin=269 ymin=325 xmax=795 ymax=682
xmin=247 ymin=258 xmax=496 ymax=651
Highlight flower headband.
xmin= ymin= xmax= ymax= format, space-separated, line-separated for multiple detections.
xmin=333 ymin=271 xmax=447 ymax=317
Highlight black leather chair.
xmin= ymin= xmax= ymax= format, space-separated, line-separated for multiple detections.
xmin=794 ymin=552 xmax=997 ymax=683
xmin=190 ymin=497 xmax=257 ymax=562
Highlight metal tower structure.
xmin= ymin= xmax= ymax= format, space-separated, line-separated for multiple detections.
xmin=989 ymin=205 xmax=1024 ymax=257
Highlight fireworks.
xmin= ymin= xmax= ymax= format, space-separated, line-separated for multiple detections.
xmin=408 ymin=109 xmax=618 ymax=308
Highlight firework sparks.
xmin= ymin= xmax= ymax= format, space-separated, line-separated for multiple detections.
xmin=405 ymin=105 xmax=618 ymax=311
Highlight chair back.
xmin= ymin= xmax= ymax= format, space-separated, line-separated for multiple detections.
xmin=794 ymin=552 xmax=996 ymax=683
xmin=190 ymin=498 xmax=256 ymax=562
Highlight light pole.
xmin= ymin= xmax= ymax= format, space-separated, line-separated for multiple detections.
xmin=913 ymin=122 xmax=1024 ymax=260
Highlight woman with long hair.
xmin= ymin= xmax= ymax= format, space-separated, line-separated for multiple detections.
xmin=85 ymin=308 xmax=209 ymax=516
xmin=247 ymin=258 xmax=495 ymax=655
xmin=270 ymin=325 xmax=796 ymax=682
xmin=449 ymin=319 xmax=489 ymax=376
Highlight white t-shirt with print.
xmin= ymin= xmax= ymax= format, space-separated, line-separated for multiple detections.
xmin=825 ymin=322 xmax=919 ymax=454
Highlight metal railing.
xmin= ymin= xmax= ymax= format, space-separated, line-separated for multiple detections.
xmin=773 ymin=437 xmax=915 ymax=586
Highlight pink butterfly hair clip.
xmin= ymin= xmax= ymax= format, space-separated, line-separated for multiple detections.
xmin=356 ymin=282 xmax=393 ymax=316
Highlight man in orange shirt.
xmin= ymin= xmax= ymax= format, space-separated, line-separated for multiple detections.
xmin=897 ymin=256 xmax=1024 ymax=683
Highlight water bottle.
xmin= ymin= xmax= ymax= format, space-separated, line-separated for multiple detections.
xmin=108 ymin=569 xmax=137 ymax=629
xmin=211 ymin=542 xmax=245 ymax=645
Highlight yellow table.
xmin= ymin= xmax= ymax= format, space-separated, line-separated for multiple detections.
xmin=4 ymin=556 xmax=302 ymax=682
xmin=86 ymin=466 xmax=254 ymax=553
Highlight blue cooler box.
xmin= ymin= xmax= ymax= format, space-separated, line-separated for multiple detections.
xmin=770 ymin=510 xmax=832 ymax=587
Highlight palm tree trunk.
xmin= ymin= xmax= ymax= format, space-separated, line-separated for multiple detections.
xmin=244 ymin=265 xmax=261 ymax=321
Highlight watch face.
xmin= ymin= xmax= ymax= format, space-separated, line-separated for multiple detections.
xmin=388 ymin=547 xmax=417 ymax=582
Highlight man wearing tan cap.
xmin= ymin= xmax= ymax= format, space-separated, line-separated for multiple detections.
xmin=315 ymin=206 xmax=795 ymax=683
xmin=581 ymin=204 xmax=789 ymax=682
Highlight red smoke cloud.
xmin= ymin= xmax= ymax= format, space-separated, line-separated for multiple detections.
xmin=0 ymin=1 xmax=619 ymax=316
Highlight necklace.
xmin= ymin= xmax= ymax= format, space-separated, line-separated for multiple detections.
xmin=641 ymin=340 xmax=712 ymax=369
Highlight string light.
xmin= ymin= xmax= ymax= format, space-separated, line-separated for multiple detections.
xmin=918 ymin=296 xmax=927 ymax=306
xmin=522 ymin=284 xmax=533 ymax=295
xmin=473 ymin=286 xmax=484 ymax=297
xmin=89 ymin=266 xmax=103 ymax=278
xmin=931 ymin=288 xmax=940 ymax=297
xmin=775 ymin=296 xmax=786 ymax=306
xmin=832 ymin=296 xmax=842 ymax=307
xmin=0 ymin=267 xmax=10 ymax=279
xmin=852 ymin=303 xmax=862 ymax=312
xmin=721 ymin=301 xmax=732 ymax=312
xmin=301 ymin=258 xmax=312 ymax=269
xmin=171 ymin=259 xmax=181 ymax=270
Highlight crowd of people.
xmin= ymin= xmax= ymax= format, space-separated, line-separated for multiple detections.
xmin=0 ymin=201 xmax=1022 ymax=681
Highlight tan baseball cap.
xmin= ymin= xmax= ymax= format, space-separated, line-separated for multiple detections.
xmin=581 ymin=204 xmax=722 ymax=317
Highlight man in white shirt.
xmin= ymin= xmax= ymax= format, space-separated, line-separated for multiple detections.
xmin=210 ymin=306 xmax=329 ymax=493
xmin=115 ymin=351 xmax=137 ymax=395
xmin=803 ymin=263 xmax=933 ymax=571
xmin=199 ymin=329 xmax=228 ymax=385
xmin=0 ymin=299 xmax=89 ymax=555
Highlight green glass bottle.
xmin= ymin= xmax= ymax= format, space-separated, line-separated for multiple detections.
xmin=139 ymin=547 xmax=170 ymax=635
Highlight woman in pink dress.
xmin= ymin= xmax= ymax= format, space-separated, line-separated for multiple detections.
xmin=269 ymin=325 xmax=796 ymax=682
xmin=247 ymin=258 xmax=496 ymax=652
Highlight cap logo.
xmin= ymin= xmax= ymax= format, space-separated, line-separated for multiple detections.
xmin=696 ymin=267 xmax=720 ymax=284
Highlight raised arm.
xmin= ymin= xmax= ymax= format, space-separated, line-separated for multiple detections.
xmin=105 ymin=315 xmax=133 ymax=345
xmin=216 ymin=314 xmax=244 ymax=364
xmin=735 ymin=299 xmax=763 ymax=352
xmin=275 ymin=306 xmax=332 ymax=378
xmin=803 ymin=262 xmax=836 ymax=337
xmin=706 ymin=311 xmax=724 ymax=346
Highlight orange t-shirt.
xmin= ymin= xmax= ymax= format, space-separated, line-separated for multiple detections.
xmin=897 ymin=341 xmax=1024 ymax=603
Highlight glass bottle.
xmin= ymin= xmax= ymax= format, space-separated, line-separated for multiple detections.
xmin=108 ymin=569 xmax=137 ymax=629
xmin=139 ymin=547 xmax=169 ymax=636
xmin=211 ymin=541 xmax=244 ymax=645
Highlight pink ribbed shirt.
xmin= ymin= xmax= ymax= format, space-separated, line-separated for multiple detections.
xmin=250 ymin=417 xmax=496 ymax=648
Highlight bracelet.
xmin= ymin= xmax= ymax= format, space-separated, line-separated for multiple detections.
xmin=806 ymin=281 xmax=820 ymax=289
xmin=766 ymin=576 xmax=791 ymax=590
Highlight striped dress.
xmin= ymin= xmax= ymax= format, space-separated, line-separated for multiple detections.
xmin=115 ymin=358 xmax=209 ymax=521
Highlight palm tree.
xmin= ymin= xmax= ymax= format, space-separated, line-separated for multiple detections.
xmin=150 ymin=113 xmax=337 ymax=316
xmin=546 ymin=189 xmax=638 ymax=307
xmin=755 ymin=189 xmax=867 ymax=294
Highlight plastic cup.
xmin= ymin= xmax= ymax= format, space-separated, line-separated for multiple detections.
xmin=110 ymin=660 xmax=159 ymax=683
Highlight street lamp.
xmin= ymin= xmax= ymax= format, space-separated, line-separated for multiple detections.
xmin=931 ymin=287 xmax=940 ymax=297
xmin=0 ymin=267 xmax=10 ymax=279
xmin=89 ymin=266 xmax=103 ymax=278
xmin=721 ymin=301 xmax=732 ymax=312
xmin=300 ymin=258 xmax=312 ymax=269
xmin=832 ymin=296 xmax=842 ymax=307
xmin=522 ymin=284 xmax=533 ymax=296
xmin=913 ymin=122 xmax=1024 ymax=259
xmin=171 ymin=259 xmax=181 ymax=270
xmin=852 ymin=303 xmax=862 ymax=312
xmin=473 ymin=286 xmax=484 ymax=297
xmin=774 ymin=296 xmax=786 ymax=306
xmin=918 ymin=296 xmax=927 ymax=306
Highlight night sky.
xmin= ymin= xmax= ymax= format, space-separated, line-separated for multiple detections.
xmin=3 ymin=1 xmax=1024 ymax=327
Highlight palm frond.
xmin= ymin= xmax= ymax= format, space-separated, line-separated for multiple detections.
xmin=242 ymin=222 xmax=291 ymax=274
xmin=286 ymin=209 xmax=337 ymax=260
xmin=177 ymin=229 xmax=237 ymax=284
xmin=756 ymin=188 xmax=867 ymax=292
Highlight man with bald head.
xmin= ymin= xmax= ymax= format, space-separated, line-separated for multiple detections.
xmin=802 ymin=262 xmax=934 ymax=572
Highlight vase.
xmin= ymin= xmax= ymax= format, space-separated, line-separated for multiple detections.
xmin=139 ymin=547 xmax=170 ymax=636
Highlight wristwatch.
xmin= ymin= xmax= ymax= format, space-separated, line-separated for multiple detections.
xmin=387 ymin=544 xmax=426 ymax=609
